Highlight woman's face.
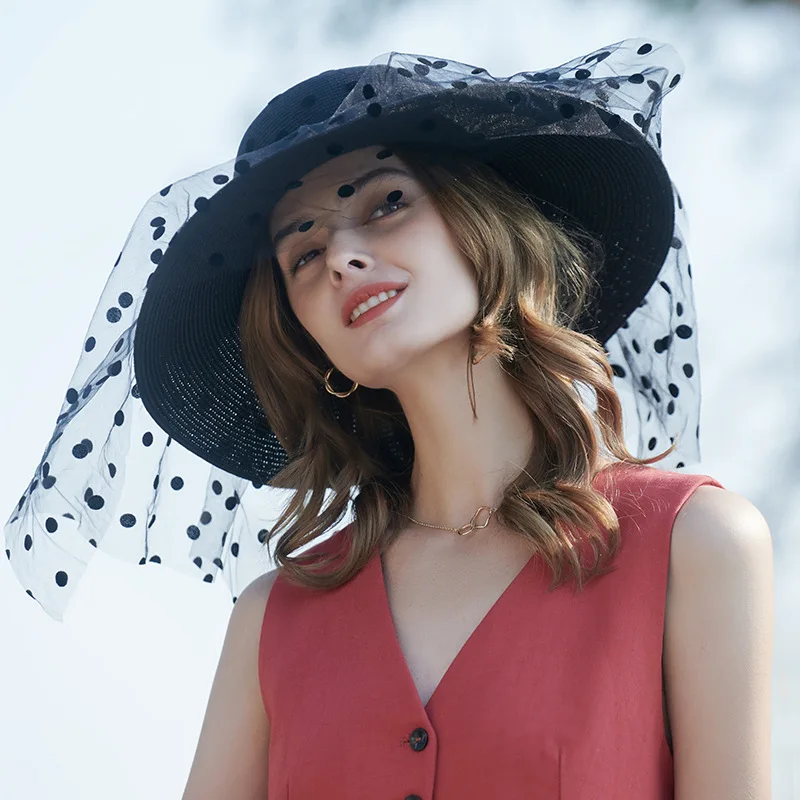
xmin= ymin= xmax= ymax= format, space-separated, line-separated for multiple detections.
xmin=269 ymin=146 xmax=480 ymax=391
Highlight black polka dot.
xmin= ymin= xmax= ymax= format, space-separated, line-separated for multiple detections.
xmin=55 ymin=571 xmax=68 ymax=587
xmin=148 ymin=515 xmax=156 ymax=528
xmin=212 ymin=480 xmax=223 ymax=495
xmin=200 ymin=511 xmax=212 ymax=525
xmin=187 ymin=525 xmax=200 ymax=540
xmin=153 ymin=475 xmax=159 ymax=490
xmin=87 ymin=494 xmax=105 ymax=510
xmin=171 ymin=476 xmax=184 ymax=490
xmin=637 ymin=43 xmax=653 ymax=54
xmin=42 ymin=475 xmax=56 ymax=489
xmin=611 ymin=363 xmax=626 ymax=378
xmin=194 ymin=197 xmax=210 ymax=213
xmin=676 ymin=325 xmax=693 ymax=339
xmin=472 ymin=67 xmax=487 ymax=75
xmin=632 ymin=339 xmax=641 ymax=354
xmin=654 ymin=336 xmax=671 ymax=354
xmin=560 ymin=103 xmax=575 ymax=119
xmin=599 ymin=110 xmax=621 ymax=129
xmin=451 ymin=80 xmax=468 ymax=90
xmin=575 ymin=69 xmax=591 ymax=79
xmin=298 ymin=220 xmax=314 ymax=232
xmin=193 ymin=557 xmax=203 ymax=568
xmin=337 ymin=184 xmax=355 ymax=197
xmin=641 ymin=375 xmax=652 ymax=390
xmin=107 ymin=361 xmax=122 ymax=377
xmin=108 ymin=463 xmax=116 ymax=478
xmin=362 ymin=84 xmax=376 ymax=99
xmin=387 ymin=190 xmax=403 ymax=203
xmin=114 ymin=410 xmax=125 ymax=426
xmin=150 ymin=216 xmax=165 ymax=228
xmin=225 ymin=493 xmax=240 ymax=511
xmin=367 ymin=103 xmax=382 ymax=118
xmin=397 ymin=67 xmax=413 ymax=78
xmin=66 ymin=388 xmax=79 ymax=404
xmin=45 ymin=518 xmax=58 ymax=533
xmin=119 ymin=292 xmax=133 ymax=308
xmin=152 ymin=226 xmax=165 ymax=240
xmin=120 ymin=514 xmax=136 ymax=528
xmin=648 ymin=437 xmax=657 ymax=451
xmin=213 ymin=174 xmax=229 ymax=185
xmin=652 ymin=388 xmax=661 ymax=403
xmin=213 ymin=558 xmax=223 ymax=569
xmin=432 ymin=60 xmax=448 ymax=69
xmin=505 ymin=90 xmax=522 ymax=105
xmin=628 ymin=73 xmax=645 ymax=84
xmin=84 ymin=337 xmax=96 ymax=352
xmin=72 ymin=440 xmax=92 ymax=459
xmin=671 ymin=237 xmax=682 ymax=249
xmin=107 ymin=307 xmax=122 ymax=323
xmin=142 ymin=431 xmax=154 ymax=446
xmin=667 ymin=400 xmax=675 ymax=415
xmin=683 ymin=363 xmax=694 ymax=378
xmin=676 ymin=302 xmax=683 ymax=316
xmin=668 ymin=383 xmax=680 ymax=397
xmin=633 ymin=113 xmax=645 ymax=128
xmin=234 ymin=159 xmax=251 ymax=174
xmin=160 ymin=184 xmax=172 ymax=196
xmin=376 ymin=149 xmax=393 ymax=160
xmin=670 ymin=74 xmax=681 ymax=88
xmin=414 ymin=64 xmax=430 ymax=77
xmin=24 ymin=534 xmax=32 ymax=550
xmin=203 ymin=574 xmax=214 ymax=583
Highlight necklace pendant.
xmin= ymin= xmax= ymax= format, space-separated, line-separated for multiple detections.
xmin=456 ymin=505 xmax=495 ymax=536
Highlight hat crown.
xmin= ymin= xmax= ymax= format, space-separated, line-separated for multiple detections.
xmin=237 ymin=66 xmax=367 ymax=158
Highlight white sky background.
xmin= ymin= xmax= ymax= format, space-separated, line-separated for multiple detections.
xmin=0 ymin=0 xmax=798 ymax=796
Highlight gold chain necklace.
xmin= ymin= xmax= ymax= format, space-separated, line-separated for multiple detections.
xmin=404 ymin=505 xmax=498 ymax=536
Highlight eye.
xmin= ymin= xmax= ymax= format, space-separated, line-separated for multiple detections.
xmin=291 ymin=248 xmax=320 ymax=274
xmin=368 ymin=197 xmax=407 ymax=221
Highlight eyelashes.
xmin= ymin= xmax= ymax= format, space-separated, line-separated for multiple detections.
xmin=289 ymin=191 xmax=407 ymax=274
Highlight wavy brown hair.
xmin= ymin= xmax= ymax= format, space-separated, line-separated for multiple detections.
xmin=238 ymin=143 xmax=679 ymax=593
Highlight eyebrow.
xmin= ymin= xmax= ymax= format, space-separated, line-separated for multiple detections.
xmin=271 ymin=166 xmax=411 ymax=249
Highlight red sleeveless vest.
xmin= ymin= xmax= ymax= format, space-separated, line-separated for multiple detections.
xmin=259 ymin=464 xmax=724 ymax=799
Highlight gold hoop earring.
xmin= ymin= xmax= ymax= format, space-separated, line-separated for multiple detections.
xmin=324 ymin=366 xmax=359 ymax=398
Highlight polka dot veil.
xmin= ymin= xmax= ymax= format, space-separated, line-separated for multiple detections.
xmin=4 ymin=38 xmax=703 ymax=621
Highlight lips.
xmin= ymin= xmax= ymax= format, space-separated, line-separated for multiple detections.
xmin=342 ymin=281 xmax=408 ymax=326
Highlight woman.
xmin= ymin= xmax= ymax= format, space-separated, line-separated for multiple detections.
xmin=4 ymin=40 xmax=773 ymax=798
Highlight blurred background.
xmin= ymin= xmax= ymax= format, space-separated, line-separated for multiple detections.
xmin=1 ymin=0 xmax=797 ymax=796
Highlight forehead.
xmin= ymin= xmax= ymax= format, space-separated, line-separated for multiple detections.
xmin=269 ymin=146 xmax=409 ymax=229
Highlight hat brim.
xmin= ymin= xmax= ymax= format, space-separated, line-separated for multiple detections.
xmin=134 ymin=84 xmax=675 ymax=483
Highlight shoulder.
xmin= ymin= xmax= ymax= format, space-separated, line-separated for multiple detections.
xmin=671 ymin=484 xmax=773 ymax=565
xmin=664 ymin=485 xmax=774 ymax=795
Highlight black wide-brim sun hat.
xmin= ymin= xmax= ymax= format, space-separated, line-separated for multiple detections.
xmin=134 ymin=45 xmax=680 ymax=486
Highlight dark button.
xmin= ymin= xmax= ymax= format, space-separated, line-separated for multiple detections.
xmin=408 ymin=727 xmax=429 ymax=751
xmin=404 ymin=795 xmax=422 ymax=800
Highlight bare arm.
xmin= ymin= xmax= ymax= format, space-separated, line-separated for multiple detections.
xmin=665 ymin=485 xmax=774 ymax=799
xmin=182 ymin=569 xmax=280 ymax=800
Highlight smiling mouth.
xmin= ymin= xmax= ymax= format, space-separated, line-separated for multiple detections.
xmin=347 ymin=287 xmax=406 ymax=327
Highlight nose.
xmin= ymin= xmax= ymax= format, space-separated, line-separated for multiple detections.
xmin=324 ymin=227 xmax=375 ymax=281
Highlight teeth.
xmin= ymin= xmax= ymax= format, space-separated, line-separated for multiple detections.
xmin=350 ymin=289 xmax=400 ymax=323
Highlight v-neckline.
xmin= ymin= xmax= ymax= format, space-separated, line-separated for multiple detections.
xmin=372 ymin=463 xmax=617 ymax=714
xmin=374 ymin=543 xmax=537 ymax=714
